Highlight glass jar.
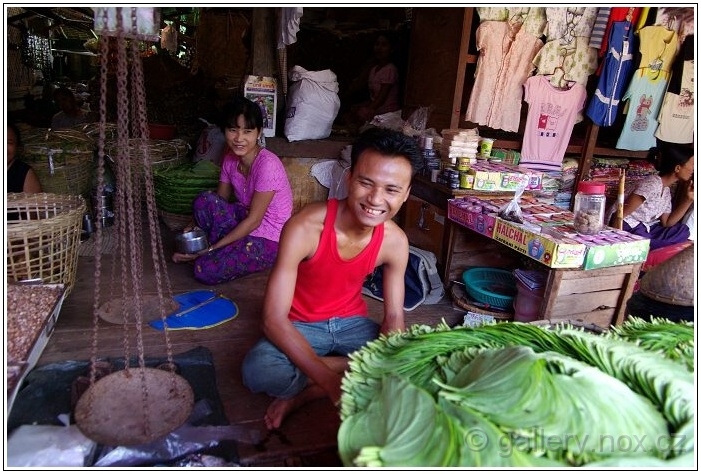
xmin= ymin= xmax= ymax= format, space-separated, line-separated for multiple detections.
xmin=573 ymin=181 xmax=606 ymax=234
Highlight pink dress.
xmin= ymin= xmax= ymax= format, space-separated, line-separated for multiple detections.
xmin=465 ymin=20 xmax=544 ymax=133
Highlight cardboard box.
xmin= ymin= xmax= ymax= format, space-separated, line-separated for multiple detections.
xmin=493 ymin=218 xmax=586 ymax=268
xmin=447 ymin=199 xmax=497 ymax=238
xmin=571 ymin=228 xmax=650 ymax=270
xmin=243 ymin=75 xmax=277 ymax=137
xmin=466 ymin=162 xmax=543 ymax=192
xmin=540 ymin=224 xmax=651 ymax=270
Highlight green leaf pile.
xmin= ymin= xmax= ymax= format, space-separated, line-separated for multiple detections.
xmin=339 ymin=322 xmax=694 ymax=467
xmin=607 ymin=317 xmax=694 ymax=371
xmin=154 ymin=160 xmax=220 ymax=214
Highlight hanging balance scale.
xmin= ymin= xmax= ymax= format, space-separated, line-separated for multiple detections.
xmin=74 ymin=7 xmax=193 ymax=447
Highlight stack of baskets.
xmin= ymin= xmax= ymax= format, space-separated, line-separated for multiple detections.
xmin=22 ymin=129 xmax=95 ymax=197
xmin=6 ymin=193 xmax=86 ymax=296
xmin=154 ymin=160 xmax=221 ymax=231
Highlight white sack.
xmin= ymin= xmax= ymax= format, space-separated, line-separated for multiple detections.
xmin=284 ymin=66 xmax=340 ymax=142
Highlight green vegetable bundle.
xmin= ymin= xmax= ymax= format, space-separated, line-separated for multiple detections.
xmin=153 ymin=160 xmax=220 ymax=214
xmin=339 ymin=321 xmax=694 ymax=467
xmin=608 ymin=316 xmax=694 ymax=372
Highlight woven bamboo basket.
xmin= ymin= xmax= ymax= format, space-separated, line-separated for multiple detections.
xmin=450 ymin=283 xmax=513 ymax=320
xmin=22 ymin=129 xmax=95 ymax=196
xmin=104 ymin=138 xmax=190 ymax=176
xmin=157 ymin=209 xmax=192 ymax=232
xmin=7 ymin=193 xmax=87 ymax=296
xmin=70 ymin=122 xmax=118 ymax=142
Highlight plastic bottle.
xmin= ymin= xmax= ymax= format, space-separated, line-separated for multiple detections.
xmin=573 ymin=181 xmax=606 ymax=234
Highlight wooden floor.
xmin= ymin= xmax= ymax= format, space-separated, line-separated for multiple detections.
xmin=35 ymin=219 xmax=466 ymax=467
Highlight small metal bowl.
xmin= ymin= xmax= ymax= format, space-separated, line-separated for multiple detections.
xmin=175 ymin=229 xmax=209 ymax=254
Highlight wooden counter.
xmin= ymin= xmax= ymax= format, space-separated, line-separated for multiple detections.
xmin=401 ymin=175 xmax=641 ymax=327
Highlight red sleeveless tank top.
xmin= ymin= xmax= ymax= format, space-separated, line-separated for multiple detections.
xmin=289 ymin=199 xmax=384 ymax=323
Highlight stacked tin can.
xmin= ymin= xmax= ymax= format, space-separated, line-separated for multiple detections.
xmin=421 ymin=135 xmax=441 ymax=178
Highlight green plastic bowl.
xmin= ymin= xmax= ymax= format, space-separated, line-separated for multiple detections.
xmin=462 ymin=267 xmax=517 ymax=310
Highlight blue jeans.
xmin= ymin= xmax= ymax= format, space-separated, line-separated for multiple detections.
xmin=241 ymin=316 xmax=379 ymax=399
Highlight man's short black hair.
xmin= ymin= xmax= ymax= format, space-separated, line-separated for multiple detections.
xmin=350 ymin=128 xmax=423 ymax=177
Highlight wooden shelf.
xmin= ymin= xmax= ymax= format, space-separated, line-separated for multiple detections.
xmin=591 ymin=147 xmax=649 ymax=158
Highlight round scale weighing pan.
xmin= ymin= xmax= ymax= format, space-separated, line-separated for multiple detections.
xmin=75 ymin=367 xmax=194 ymax=446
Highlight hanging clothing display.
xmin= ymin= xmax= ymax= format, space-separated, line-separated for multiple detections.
xmin=616 ymin=25 xmax=679 ymax=151
xmin=543 ymin=7 xmax=597 ymax=43
xmin=589 ymin=7 xmax=612 ymax=50
xmin=655 ymin=7 xmax=695 ymax=43
xmin=475 ymin=7 xmax=547 ymax=37
xmin=533 ymin=7 xmax=599 ymax=86
xmin=586 ymin=20 xmax=638 ymax=127
xmin=465 ymin=17 xmax=544 ymax=133
xmin=598 ymin=7 xmax=642 ymax=59
xmin=655 ymin=34 xmax=694 ymax=144
xmin=519 ymin=75 xmax=587 ymax=172
xmin=532 ymin=37 xmax=599 ymax=86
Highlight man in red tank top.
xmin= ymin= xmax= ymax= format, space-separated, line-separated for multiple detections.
xmin=242 ymin=128 xmax=423 ymax=430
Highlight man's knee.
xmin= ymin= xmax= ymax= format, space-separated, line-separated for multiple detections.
xmin=241 ymin=342 xmax=306 ymax=398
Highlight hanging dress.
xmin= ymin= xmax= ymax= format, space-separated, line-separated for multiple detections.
xmin=616 ymin=25 xmax=679 ymax=151
xmin=586 ymin=20 xmax=638 ymax=127
xmin=654 ymin=34 xmax=694 ymax=144
xmin=465 ymin=18 xmax=544 ymax=133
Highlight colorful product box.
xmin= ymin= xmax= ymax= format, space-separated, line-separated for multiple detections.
xmin=564 ymin=227 xmax=650 ymax=270
xmin=447 ymin=199 xmax=497 ymax=238
xmin=493 ymin=217 xmax=586 ymax=268
xmin=466 ymin=162 xmax=543 ymax=192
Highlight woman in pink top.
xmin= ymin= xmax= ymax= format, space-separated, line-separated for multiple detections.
xmin=173 ymin=97 xmax=293 ymax=284
xmin=346 ymin=32 xmax=401 ymax=126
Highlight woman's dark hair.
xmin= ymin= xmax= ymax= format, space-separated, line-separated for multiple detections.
xmin=350 ymin=127 xmax=423 ymax=176
xmin=647 ymin=139 xmax=694 ymax=175
xmin=219 ymin=96 xmax=263 ymax=132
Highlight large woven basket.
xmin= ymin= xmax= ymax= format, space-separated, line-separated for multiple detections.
xmin=22 ymin=129 xmax=95 ymax=196
xmin=104 ymin=138 xmax=190 ymax=176
xmin=6 ymin=193 xmax=86 ymax=296
xmin=70 ymin=122 xmax=118 ymax=142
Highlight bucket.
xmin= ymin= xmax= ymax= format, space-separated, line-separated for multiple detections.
xmin=513 ymin=280 xmax=545 ymax=323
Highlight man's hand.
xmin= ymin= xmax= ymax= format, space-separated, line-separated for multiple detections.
xmin=318 ymin=371 xmax=344 ymax=406
xmin=379 ymin=317 xmax=404 ymax=336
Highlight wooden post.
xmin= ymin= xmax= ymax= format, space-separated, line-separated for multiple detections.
xmin=613 ymin=169 xmax=626 ymax=229
xmin=250 ymin=7 xmax=276 ymax=77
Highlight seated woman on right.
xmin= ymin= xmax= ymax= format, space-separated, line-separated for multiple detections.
xmin=619 ymin=140 xmax=694 ymax=251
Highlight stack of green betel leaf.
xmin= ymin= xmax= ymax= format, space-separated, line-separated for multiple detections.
xmin=154 ymin=160 xmax=220 ymax=215
xmin=338 ymin=319 xmax=694 ymax=467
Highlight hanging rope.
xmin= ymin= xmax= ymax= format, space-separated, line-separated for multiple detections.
xmin=78 ymin=6 xmax=191 ymax=447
